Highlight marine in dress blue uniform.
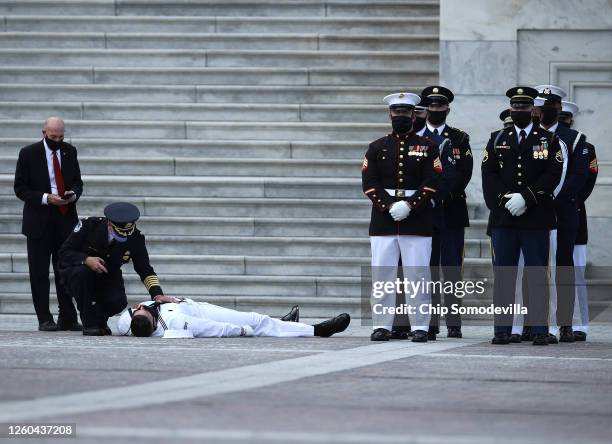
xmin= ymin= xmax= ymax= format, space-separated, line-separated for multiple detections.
xmin=482 ymin=87 xmax=563 ymax=345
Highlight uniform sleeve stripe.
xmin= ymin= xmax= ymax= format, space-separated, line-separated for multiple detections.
xmin=365 ymin=188 xmax=376 ymax=194
xmin=423 ymin=187 xmax=436 ymax=193
xmin=143 ymin=275 xmax=161 ymax=290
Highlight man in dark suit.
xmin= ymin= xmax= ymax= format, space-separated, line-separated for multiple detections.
xmin=13 ymin=117 xmax=83 ymax=331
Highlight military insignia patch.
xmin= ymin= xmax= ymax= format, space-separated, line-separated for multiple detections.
xmin=556 ymin=150 xmax=564 ymax=162
xmin=590 ymin=158 xmax=598 ymax=173
xmin=466 ymin=149 xmax=472 ymax=157
xmin=73 ymin=220 xmax=82 ymax=233
xmin=482 ymin=151 xmax=489 ymax=163
xmin=361 ymin=158 xmax=368 ymax=172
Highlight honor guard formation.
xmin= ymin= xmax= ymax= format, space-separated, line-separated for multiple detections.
xmin=362 ymin=84 xmax=597 ymax=345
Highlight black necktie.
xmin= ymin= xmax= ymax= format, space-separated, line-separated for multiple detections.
xmin=433 ymin=129 xmax=439 ymax=136
xmin=519 ymin=130 xmax=526 ymax=145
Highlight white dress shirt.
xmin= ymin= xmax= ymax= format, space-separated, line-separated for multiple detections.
xmin=514 ymin=122 xmax=533 ymax=144
xmin=426 ymin=122 xmax=446 ymax=135
xmin=41 ymin=138 xmax=61 ymax=205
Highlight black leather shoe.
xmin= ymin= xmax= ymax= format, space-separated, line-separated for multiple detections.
xmin=38 ymin=320 xmax=58 ymax=331
xmin=57 ymin=319 xmax=83 ymax=331
xmin=280 ymin=305 xmax=299 ymax=322
xmin=390 ymin=329 xmax=408 ymax=340
xmin=103 ymin=324 xmax=112 ymax=336
xmin=313 ymin=313 xmax=350 ymax=337
xmin=411 ymin=330 xmax=428 ymax=342
xmin=559 ymin=326 xmax=575 ymax=343
xmin=83 ymin=327 xmax=106 ymax=336
xmin=447 ymin=326 xmax=462 ymax=338
xmin=370 ymin=328 xmax=391 ymax=341
xmin=533 ymin=333 xmax=549 ymax=345
xmin=427 ymin=326 xmax=437 ymax=341
xmin=574 ymin=331 xmax=587 ymax=341
xmin=547 ymin=333 xmax=559 ymax=344
xmin=521 ymin=326 xmax=532 ymax=342
xmin=509 ymin=334 xmax=522 ymax=343
xmin=492 ymin=332 xmax=510 ymax=344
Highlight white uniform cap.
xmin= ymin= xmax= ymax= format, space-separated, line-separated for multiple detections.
xmin=383 ymin=92 xmax=420 ymax=108
xmin=534 ymin=84 xmax=567 ymax=99
xmin=534 ymin=97 xmax=545 ymax=107
xmin=561 ymin=100 xmax=579 ymax=115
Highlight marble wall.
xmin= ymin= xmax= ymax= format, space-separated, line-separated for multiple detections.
xmin=439 ymin=0 xmax=612 ymax=263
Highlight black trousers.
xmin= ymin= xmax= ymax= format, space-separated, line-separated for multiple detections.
xmin=63 ymin=266 xmax=127 ymax=329
xmin=26 ymin=209 xmax=77 ymax=324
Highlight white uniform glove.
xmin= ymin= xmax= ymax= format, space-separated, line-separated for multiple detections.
xmin=389 ymin=200 xmax=411 ymax=221
xmin=504 ymin=193 xmax=527 ymax=216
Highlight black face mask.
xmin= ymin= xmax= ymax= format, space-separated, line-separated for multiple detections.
xmin=413 ymin=116 xmax=426 ymax=132
xmin=557 ymin=120 xmax=570 ymax=128
xmin=391 ymin=116 xmax=413 ymax=134
xmin=45 ymin=137 xmax=62 ymax=151
xmin=427 ymin=110 xmax=447 ymax=126
xmin=540 ymin=107 xmax=559 ymax=126
xmin=510 ymin=111 xmax=532 ymax=129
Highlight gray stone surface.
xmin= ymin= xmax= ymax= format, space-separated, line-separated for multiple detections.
xmin=0 ymin=316 xmax=611 ymax=444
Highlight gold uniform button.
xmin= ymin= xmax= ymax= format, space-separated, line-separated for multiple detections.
xmin=400 ymin=148 xmax=405 ymax=152
xmin=517 ymin=181 xmax=522 ymax=185
xmin=518 ymin=164 xmax=522 ymax=168
xmin=399 ymin=163 xmax=403 ymax=167
xmin=518 ymin=156 xmax=522 ymax=160
xmin=400 ymin=155 xmax=404 ymax=159
xmin=399 ymin=178 xmax=404 ymax=182
xmin=399 ymin=171 xmax=403 ymax=175
xmin=517 ymin=172 xmax=522 ymax=176
xmin=400 ymin=141 xmax=404 ymax=145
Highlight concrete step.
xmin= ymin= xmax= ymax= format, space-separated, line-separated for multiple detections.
xmin=1 ymin=195 xmax=481 ymax=219
xmin=0 ymin=32 xmax=439 ymax=51
xmin=0 ymin=138 xmax=367 ymax=159
xmin=0 ymin=1 xmax=115 ymax=15
xmin=2 ymin=252 xmax=491 ymax=277
xmin=113 ymin=1 xmax=440 ymax=18
xmin=0 ymin=234 xmax=490 ymax=258
xmin=0 ymin=49 xmax=438 ymax=69
xmin=0 ymin=66 xmax=435 ymax=86
xmin=0 ymin=292 xmax=360 ymax=318
xmin=0 ymin=214 xmax=488 ymax=238
xmin=0 ymin=102 xmax=391 ymax=123
xmin=0 ymin=84 xmax=414 ymax=104
xmin=5 ymin=15 xmax=439 ymax=35
xmin=0 ymin=120 xmax=387 ymax=140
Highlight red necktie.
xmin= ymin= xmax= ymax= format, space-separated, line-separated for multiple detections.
xmin=519 ymin=130 xmax=526 ymax=145
xmin=52 ymin=150 xmax=68 ymax=216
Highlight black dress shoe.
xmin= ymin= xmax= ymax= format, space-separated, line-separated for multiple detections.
xmin=447 ymin=326 xmax=462 ymax=338
xmin=427 ymin=326 xmax=437 ymax=341
xmin=533 ymin=333 xmax=549 ymax=345
xmin=38 ymin=320 xmax=58 ymax=331
xmin=57 ymin=319 xmax=83 ymax=331
xmin=411 ymin=330 xmax=428 ymax=342
xmin=83 ymin=327 xmax=106 ymax=336
xmin=103 ymin=324 xmax=112 ymax=336
xmin=547 ymin=333 xmax=559 ymax=344
xmin=521 ymin=326 xmax=532 ymax=342
xmin=492 ymin=332 xmax=510 ymax=344
xmin=313 ymin=313 xmax=350 ymax=337
xmin=573 ymin=331 xmax=587 ymax=341
xmin=509 ymin=334 xmax=522 ymax=343
xmin=390 ymin=329 xmax=408 ymax=340
xmin=371 ymin=328 xmax=391 ymax=341
xmin=280 ymin=305 xmax=299 ymax=322
xmin=559 ymin=326 xmax=575 ymax=343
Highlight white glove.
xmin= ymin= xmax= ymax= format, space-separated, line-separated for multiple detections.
xmin=240 ymin=325 xmax=254 ymax=337
xmin=389 ymin=200 xmax=411 ymax=221
xmin=504 ymin=193 xmax=527 ymax=216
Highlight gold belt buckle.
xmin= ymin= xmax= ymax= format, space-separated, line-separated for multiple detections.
xmin=396 ymin=189 xmax=405 ymax=198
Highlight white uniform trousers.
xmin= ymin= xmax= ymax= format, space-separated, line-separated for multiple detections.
xmin=370 ymin=235 xmax=432 ymax=332
xmin=572 ymin=244 xmax=589 ymax=332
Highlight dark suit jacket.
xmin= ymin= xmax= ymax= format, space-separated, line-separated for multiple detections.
xmin=14 ymin=140 xmax=83 ymax=239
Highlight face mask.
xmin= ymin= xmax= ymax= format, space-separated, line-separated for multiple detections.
xmin=44 ymin=137 xmax=62 ymax=151
xmin=391 ymin=115 xmax=412 ymax=134
xmin=413 ymin=116 xmax=426 ymax=132
xmin=510 ymin=111 xmax=532 ymax=129
xmin=427 ymin=110 xmax=447 ymax=126
xmin=109 ymin=228 xmax=128 ymax=243
xmin=540 ymin=107 xmax=558 ymax=126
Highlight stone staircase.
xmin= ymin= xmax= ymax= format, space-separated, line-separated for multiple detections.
xmin=0 ymin=0 xmax=500 ymax=318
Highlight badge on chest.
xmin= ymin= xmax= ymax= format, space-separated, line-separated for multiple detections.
xmin=533 ymin=138 xmax=549 ymax=159
xmin=408 ymin=145 xmax=428 ymax=157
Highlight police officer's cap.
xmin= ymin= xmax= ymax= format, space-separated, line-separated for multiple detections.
xmin=561 ymin=100 xmax=579 ymax=117
xmin=420 ymin=85 xmax=454 ymax=105
xmin=506 ymin=86 xmax=538 ymax=108
xmin=383 ymin=92 xmax=420 ymax=110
